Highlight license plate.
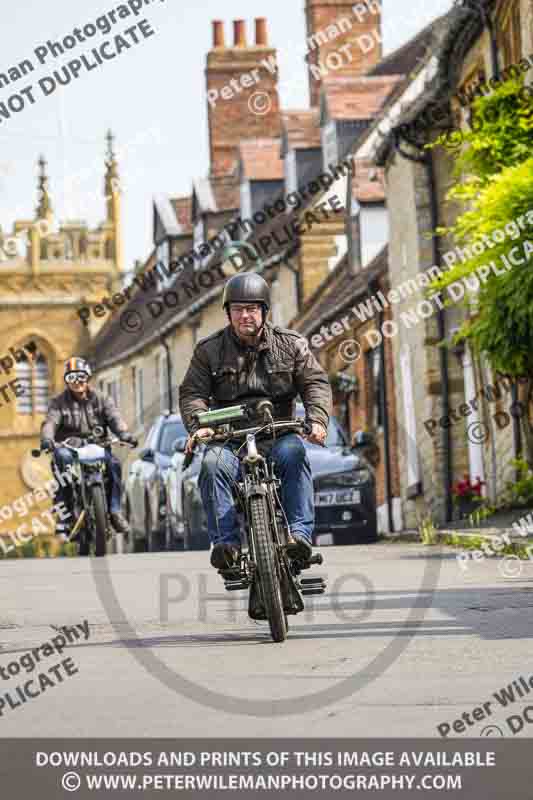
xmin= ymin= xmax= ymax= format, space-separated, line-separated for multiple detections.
xmin=314 ymin=489 xmax=361 ymax=506
xmin=316 ymin=533 xmax=334 ymax=546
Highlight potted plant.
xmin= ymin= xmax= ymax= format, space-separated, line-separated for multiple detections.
xmin=452 ymin=474 xmax=485 ymax=519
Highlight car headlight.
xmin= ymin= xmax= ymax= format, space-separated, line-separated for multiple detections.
xmin=330 ymin=469 xmax=371 ymax=486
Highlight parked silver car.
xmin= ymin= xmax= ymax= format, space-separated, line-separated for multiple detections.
xmin=122 ymin=413 xmax=187 ymax=551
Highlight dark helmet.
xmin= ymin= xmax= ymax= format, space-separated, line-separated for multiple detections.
xmin=222 ymin=273 xmax=271 ymax=314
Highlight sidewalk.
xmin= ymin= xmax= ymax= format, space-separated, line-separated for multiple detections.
xmin=437 ymin=508 xmax=533 ymax=542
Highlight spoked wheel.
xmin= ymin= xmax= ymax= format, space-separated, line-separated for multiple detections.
xmin=91 ymin=485 xmax=108 ymax=557
xmin=250 ymin=495 xmax=287 ymax=643
xmin=74 ymin=506 xmax=90 ymax=556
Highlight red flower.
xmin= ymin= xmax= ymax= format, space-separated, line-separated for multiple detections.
xmin=452 ymin=474 xmax=485 ymax=500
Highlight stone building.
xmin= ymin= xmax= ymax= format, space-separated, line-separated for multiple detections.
xmin=355 ymin=0 xmax=533 ymax=527
xmin=0 ymin=134 xmax=123 ymax=538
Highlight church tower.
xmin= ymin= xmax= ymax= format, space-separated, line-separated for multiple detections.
xmin=0 ymin=136 xmax=123 ymax=548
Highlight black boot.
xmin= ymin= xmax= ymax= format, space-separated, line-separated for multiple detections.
xmin=210 ymin=543 xmax=240 ymax=570
xmin=286 ymin=533 xmax=312 ymax=561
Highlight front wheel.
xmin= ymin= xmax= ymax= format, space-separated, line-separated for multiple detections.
xmin=90 ymin=484 xmax=108 ymax=557
xmin=250 ymin=495 xmax=287 ymax=643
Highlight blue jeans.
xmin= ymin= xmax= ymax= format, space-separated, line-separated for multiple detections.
xmin=199 ymin=433 xmax=314 ymax=547
xmin=53 ymin=446 xmax=122 ymax=517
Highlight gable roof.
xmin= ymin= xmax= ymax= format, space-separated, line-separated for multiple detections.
xmin=281 ymin=109 xmax=321 ymax=154
xmin=193 ymin=173 xmax=240 ymax=215
xmin=170 ymin=196 xmax=193 ymax=234
xmin=320 ymin=75 xmax=403 ymax=124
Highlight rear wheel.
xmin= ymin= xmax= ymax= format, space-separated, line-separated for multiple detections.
xmin=250 ymin=495 xmax=287 ymax=643
xmin=91 ymin=485 xmax=107 ymax=557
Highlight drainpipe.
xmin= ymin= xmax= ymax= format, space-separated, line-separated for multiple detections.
xmin=160 ymin=335 xmax=173 ymax=410
xmin=370 ymin=277 xmax=393 ymax=533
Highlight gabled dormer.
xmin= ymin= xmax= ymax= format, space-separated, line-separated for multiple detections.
xmin=238 ymin=139 xmax=284 ymax=219
xmin=320 ymin=75 xmax=401 ymax=168
xmin=280 ymin=109 xmax=323 ymax=194
xmin=152 ymin=194 xmax=192 ymax=290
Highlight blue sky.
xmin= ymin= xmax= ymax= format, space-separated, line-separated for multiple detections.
xmin=0 ymin=0 xmax=452 ymax=274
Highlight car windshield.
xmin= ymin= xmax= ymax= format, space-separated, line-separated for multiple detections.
xmin=295 ymin=406 xmax=347 ymax=447
xmin=324 ymin=417 xmax=348 ymax=447
xmin=158 ymin=421 xmax=187 ymax=455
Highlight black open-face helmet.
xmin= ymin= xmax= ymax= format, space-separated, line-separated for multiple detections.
xmin=222 ymin=273 xmax=270 ymax=321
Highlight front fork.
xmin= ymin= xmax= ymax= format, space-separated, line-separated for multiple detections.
xmin=223 ymin=462 xmax=308 ymax=613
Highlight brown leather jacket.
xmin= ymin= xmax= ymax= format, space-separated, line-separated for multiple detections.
xmin=41 ymin=388 xmax=128 ymax=443
xmin=179 ymin=322 xmax=332 ymax=434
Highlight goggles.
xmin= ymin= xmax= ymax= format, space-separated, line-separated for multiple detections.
xmin=65 ymin=371 xmax=89 ymax=385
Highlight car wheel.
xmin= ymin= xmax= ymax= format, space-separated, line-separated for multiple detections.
xmin=183 ymin=501 xmax=210 ymax=551
xmin=145 ymin=499 xmax=156 ymax=552
xmin=120 ymin=499 xmax=135 ymax=554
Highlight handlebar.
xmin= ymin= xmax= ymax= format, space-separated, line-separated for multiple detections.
xmin=182 ymin=418 xmax=313 ymax=471
xmin=32 ymin=435 xmax=137 ymax=457
xmin=206 ymin=419 xmax=311 ymax=442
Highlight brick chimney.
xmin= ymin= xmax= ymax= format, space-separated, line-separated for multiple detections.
xmin=305 ymin=0 xmax=382 ymax=105
xmin=206 ymin=18 xmax=281 ymax=177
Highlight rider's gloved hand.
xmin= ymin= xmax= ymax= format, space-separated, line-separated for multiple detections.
xmin=119 ymin=432 xmax=138 ymax=447
xmin=41 ymin=438 xmax=55 ymax=453
xmin=185 ymin=428 xmax=214 ymax=454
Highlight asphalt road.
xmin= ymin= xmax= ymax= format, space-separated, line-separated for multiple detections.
xmin=1 ymin=541 xmax=532 ymax=738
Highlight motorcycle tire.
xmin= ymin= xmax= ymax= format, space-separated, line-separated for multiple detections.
xmin=91 ymin=485 xmax=108 ymax=557
xmin=250 ymin=495 xmax=287 ymax=643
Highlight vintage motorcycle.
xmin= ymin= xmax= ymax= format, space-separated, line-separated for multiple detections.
xmin=184 ymin=400 xmax=326 ymax=643
xmin=32 ymin=426 xmax=134 ymax=557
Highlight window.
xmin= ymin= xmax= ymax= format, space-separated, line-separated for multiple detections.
xmin=158 ymin=421 xmax=187 ymax=455
xmin=106 ymin=380 xmax=119 ymax=407
xmin=16 ymin=351 xmax=49 ymax=415
xmin=295 ymin=404 xmax=347 ymax=447
xmin=366 ymin=347 xmax=383 ymax=429
xmin=240 ymin=180 xmax=252 ymax=221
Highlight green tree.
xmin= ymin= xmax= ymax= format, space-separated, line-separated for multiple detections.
xmin=430 ymin=78 xmax=533 ymax=460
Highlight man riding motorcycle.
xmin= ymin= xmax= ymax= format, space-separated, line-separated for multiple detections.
xmin=179 ymin=272 xmax=332 ymax=571
xmin=40 ymin=357 xmax=137 ymax=540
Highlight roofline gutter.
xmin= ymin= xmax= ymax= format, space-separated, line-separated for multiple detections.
xmin=95 ymin=251 xmax=286 ymax=372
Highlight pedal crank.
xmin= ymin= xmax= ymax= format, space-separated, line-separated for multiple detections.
xmin=219 ymin=565 xmax=250 ymax=592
